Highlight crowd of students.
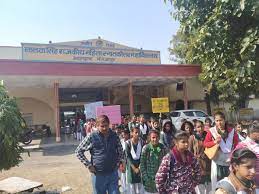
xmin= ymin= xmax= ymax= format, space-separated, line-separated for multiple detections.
xmin=75 ymin=112 xmax=259 ymax=194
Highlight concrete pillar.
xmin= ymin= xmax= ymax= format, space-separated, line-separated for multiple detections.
xmin=183 ymin=79 xmax=188 ymax=110
xmin=108 ymin=87 xmax=113 ymax=105
xmin=54 ymin=82 xmax=61 ymax=142
xmin=128 ymin=81 xmax=134 ymax=116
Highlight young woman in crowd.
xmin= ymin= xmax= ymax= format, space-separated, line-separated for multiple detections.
xmin=235 ymin=122 xmax=246 ymax=142
xmin=204 ymin=111 xmax=239 ymax=191
xmin=215 ymin=148 xmax=258 ymax=194
xmin=235 ymin=123 xmax=259 ymax=188
xmin=120 ymin=128 xmax=130 ymax=194
xmin=125 ymin=127 xmax=144 ymax=194
xmin=204 ymin=117 xmax=213 ymax=132
xmin=139 ymin=114 xmax=149 ymax=143
xmin=180 ymin=120 xmax=194 ymax=136
xmin=140 ymin=130 xmax=167 ymax=194
xmin=128 ymin=115 xmax=138 ymax=132
xmin=189 ymin=120 xmax=211 ymax=194
xmin=152 ymin=119 xmax=161 ymax=131
xmin=155 ymin=131 xmax=201 ymax=194
xmin=160 ymin=119 xmax=176 ymax=150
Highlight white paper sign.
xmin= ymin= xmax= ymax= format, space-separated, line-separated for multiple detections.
xmin=84 ymin=101 xmax=103 ymax=119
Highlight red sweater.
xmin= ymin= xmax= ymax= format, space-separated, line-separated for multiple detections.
xmin=204 ymin=127 xmax=239 ymax=148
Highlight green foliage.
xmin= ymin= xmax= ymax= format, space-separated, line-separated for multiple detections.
xmin=0 ymin=84 xmax=24 ymax=171
xmin=167 ymin=0 xmax=259 ymax=110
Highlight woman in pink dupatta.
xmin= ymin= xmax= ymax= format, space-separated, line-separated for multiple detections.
xmin=235 ymin=123 xmax=259 ymax=188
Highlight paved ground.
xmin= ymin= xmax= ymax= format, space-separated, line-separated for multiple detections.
xmin=0 ymin=135 xmax=93 ymax=194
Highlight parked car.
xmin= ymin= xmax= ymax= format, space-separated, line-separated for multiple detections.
xmin=170 ymin=109 xmax=214 ymax=130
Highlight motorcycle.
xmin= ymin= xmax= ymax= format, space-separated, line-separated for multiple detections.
xmin=19 ymin=128 xmax=34 ymax=145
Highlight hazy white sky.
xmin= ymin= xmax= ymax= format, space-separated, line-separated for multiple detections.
xmin=0 ymin=0 xmax=179 ymax=63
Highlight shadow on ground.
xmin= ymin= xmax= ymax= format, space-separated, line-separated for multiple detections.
xmin=42 ymin=145 xmax=78 ymax=156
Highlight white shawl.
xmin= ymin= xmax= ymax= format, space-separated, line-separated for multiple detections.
xmin=139 ymin=123 xmax=148 ymax=135
xmin=210 ymin=126 xmax=235 ymax=153
xmin=130 ymin=140 xmax=142 ymax=160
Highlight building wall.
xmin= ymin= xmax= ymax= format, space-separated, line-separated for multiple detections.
xmin=17 ymin=97 xmax=55 ymax=131
xmin=192 ymin=101 xmax=207 ymax=112
xmin=111 ymin=89 xmax=148 ymax=114
xmin=0 ymin=46 xmax=21 ymax=59
xmin=8 ymin=87 xmax=55 ymax=109
xmin=248 ymin=99 xmax=259 ymax=119
xmin=7 ymin=87 xmax=56 ymax=130
xmin=165 ymin=77 xmax=205 ymax=102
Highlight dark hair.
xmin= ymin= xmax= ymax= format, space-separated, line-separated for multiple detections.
xmin=122 ymin=129 xmax=130 ymax=135
xmin=96 ymin=115 xmax=110 ymax=125
xmin=195 ymin=120 xmax=204 ymax=127
xmin=248 ymin=123 xmax=259 ymax=135
xmin=180 ymin=121 xmax=194 ymax=135
xmin=235 ymin=121 xmax=242 ymax=127
xmin=231 ymin=148 xmax=257 ymax=165
xmin=192 ymin=119 xmax=197 ymax=124
xmin=174 ymin=131 xmax=190 ymax=141
xmin=163 ymin=121 xmax=176 ymax=134
xmin=205 ymin=117 xmax=212 ymax=123
xmin=214 ymin=111 xmax=225 ymax=120
xmin=149 ymin=129 xmax=160 ymax=136
xmin=131 ymin=127 xmax=140 ymax=133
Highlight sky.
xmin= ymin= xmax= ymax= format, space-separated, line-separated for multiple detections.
xmin=0 ymin=0 xmax=179 ymax=64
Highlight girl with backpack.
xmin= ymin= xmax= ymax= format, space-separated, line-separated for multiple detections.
xmin=125 ymin=127 xmax=144 ymax=194
xmin=155 ymin=131 xmax=201 ymax=194
xmin=215 ymin=148 xmax=258 ymax=194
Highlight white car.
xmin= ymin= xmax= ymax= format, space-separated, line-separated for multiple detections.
xmin=170 ymin=109 xmax=214 ymax=130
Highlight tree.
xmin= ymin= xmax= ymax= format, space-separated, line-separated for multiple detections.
xmin=0 ymin=83 xmax=24 ymax=171
xmin=167 ymin=0 xmax=259 ymax=110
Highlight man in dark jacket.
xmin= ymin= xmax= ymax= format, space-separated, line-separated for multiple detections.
xmin=75 ymin=115 xmax=124 ymax=194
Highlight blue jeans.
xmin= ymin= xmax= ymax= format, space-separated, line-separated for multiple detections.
xmin=94 ymin=170 xmax=119 ymax=194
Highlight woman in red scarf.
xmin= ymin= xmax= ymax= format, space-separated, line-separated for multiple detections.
xmin=204 ymin=111 xmax=239 ymax=192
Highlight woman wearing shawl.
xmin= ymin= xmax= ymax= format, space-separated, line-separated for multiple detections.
xmin=204 ymin=111 xmax=239 ymax=192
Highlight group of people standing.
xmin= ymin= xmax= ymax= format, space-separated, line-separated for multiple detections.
xmin=75 ymin=112 xmax=259 ymax=194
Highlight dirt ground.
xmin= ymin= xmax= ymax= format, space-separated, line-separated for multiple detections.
xmin=0 ymin=144 xmax=93 ymax=194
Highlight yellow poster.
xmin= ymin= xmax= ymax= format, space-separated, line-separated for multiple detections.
xmin=239 ymin=108 xmax=254 ymax=117
xmin=151 ymin=97 xmax=169 ymax=113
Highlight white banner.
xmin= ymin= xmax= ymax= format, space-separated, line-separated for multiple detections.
xmin=84 ymin=101 xmax=103 ymax=119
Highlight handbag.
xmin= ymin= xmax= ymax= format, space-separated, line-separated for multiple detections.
xmin=204 ymin=144 xmax=219 ymax=160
